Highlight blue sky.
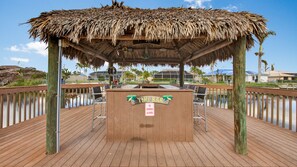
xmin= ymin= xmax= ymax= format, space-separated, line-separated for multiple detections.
xmin=0 ymin=0 xmax=296 ymax=74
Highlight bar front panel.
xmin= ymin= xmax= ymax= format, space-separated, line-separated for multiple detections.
xmin=106 ymin=90 xmax=193 ymax=141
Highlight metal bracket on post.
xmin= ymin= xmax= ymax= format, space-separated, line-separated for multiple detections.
xmin=56 ymin=39 xmax=62 ymax=153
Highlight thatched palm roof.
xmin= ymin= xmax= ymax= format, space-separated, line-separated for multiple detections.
xmin=28 ymin=2 xmax=267 ymax=67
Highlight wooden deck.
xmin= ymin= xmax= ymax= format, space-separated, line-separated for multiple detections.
xmin=1 ymin=106 xmax=297 ymax=167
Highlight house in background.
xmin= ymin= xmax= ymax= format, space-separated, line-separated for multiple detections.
xmin=204 ymin=69 xmax=266 ymax=83
xmin=89 ymin=71 xmax=124 ymax=81
xmin=67 ymin=73 xmax=88 ymax=82
xmin=265 ymin=71 xmax=296 ymax=82
xmin=153 ymin=69 xmax=194 ymax=81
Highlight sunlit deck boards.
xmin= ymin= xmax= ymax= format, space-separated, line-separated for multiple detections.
xmin=1 ymin=106 xmax=297 ymax=167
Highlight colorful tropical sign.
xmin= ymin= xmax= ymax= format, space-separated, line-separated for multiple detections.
xmin=127 ymin=95 xmax=173 ymax=105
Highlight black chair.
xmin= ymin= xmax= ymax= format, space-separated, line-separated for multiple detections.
xmin=90 ymin=86 xmax=106 ymax=130
xmin=182 ymin=84 xmax=189 ymax=89
xmin=188 ymin=85 xmax=196 ymax=90
xmin=193 ymin=87 xmax=208 ymax=131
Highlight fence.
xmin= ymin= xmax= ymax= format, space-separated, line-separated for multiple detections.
xmin=0 ymin=84 xmax=105 ymax=128
xmin=1 ymin=84 xmax=296 ymax=132
xmin=196 ymin=85 xmax=297 ymax=132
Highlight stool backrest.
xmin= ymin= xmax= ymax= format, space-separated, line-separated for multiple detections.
xmin=188 ymin=85 xmax=196 ymax=90
xmin=196 ymin=87 xmax=207 ymax=99
xmin=92 ymin=87 xmax=102 ymax=99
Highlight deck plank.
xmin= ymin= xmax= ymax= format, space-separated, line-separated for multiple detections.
xmin=147 ymin=141 xmax=158 ymax=167
xmin=167 ymin=142 xmax=185 ymax=166
xmin=211 ymin=109 xmax=297 ymax=166
xmin=1 ymin=107 xmax=90 ymax=166
xmin=129 ymin=141 xmax=141 ymax=167
xmin=0 ymin=106 xmax=297 ymax=167
xmin=119 ymin=141 xmax=133 ymax=167
xmin=161 ymin=142 xmax=176 ymax=166
xmin=138 ymin=141 xmax=148 ymax=167
xmin=109 ymin=142 xmax=127 ymax=167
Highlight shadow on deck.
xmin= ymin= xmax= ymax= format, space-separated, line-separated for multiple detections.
xmin=0 ymin=106 xmax=297 ymax=166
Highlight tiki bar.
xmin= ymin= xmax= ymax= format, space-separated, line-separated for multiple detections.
xmin=3 ymin=1 xmax=297 ymax=167
xmin=27 ymin=1 xmax=267 ymax=155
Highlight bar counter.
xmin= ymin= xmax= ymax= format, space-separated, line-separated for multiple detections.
xmin=106 ymin=85 xmax=193 ymax=141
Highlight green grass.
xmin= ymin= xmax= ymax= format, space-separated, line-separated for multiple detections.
xmin=8 ymin=79 xmax=46 ymax=87
xmin=246 ymin=82 xmax=279 ymax=88
xmin=65 ymin=80 xmax=101 ymax=84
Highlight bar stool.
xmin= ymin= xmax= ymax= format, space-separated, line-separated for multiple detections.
xmin=90 ymin=86 xmax=106 ymax=130
xmin=193 ymin=86 xmax=208 ymax=132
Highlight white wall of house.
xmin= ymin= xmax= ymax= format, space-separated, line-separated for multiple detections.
xmin=260 ymin=75 xmax=268 ymax=82
xmin=204 ymin=75 xmax=268 ymax=83
xmin=245 ymin=75 xmax=255 ymax=82
xmin=67 ymin=75 xmax=88 ymax=82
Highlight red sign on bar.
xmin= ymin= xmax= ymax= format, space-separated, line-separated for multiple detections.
xmin=145 ymin=103 xmax=155 ymax=116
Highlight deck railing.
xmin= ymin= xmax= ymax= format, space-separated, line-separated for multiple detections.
xmin=1 ymin=84 xmax=296 ymax=132
xmin=195 ymin=85 xmax=297 ymax=132
xmin=0 ymin=84 xmax=105 ymax=128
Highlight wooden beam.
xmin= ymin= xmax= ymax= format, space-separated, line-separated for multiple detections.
xmin=233 ymin=37 xmax=247 ymax=155
xmin=46 ymin=36 xmax=59 ymax=154
xmin=178 ymin=40 xmax=193 ymax=50
xmin=63 ymin=34 xmax=206 ymax=41
xmin=172 ymin=40 xmax=183 ymax=60
xmin=179 ymin=62 xmax=185 ymax=87
xmin=184 ymin=40 xmax=233 ymax=63
xmin=114 ymin=58 xmax=181 ymax=64
xmin=121 ymin=48 xmax=176 ymax=51
xmin=65 ymin=41 xmax=108 ymax=61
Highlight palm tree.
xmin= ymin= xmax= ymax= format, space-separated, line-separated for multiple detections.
xmin=62 ymin=67 xmax=71 ymax=81
xmin=190 ymin=66 xmax=204 ymax=82
xmin=210 ymin=61 xmax=217 ymax=82
xmin=122 ymin=71 xmax=135 ymax=83
xmin=75 ymin=63 xmax=83 ymax=74
xmin=131 ymin=68 xmax=143 ymax=81
xmin=142 ymin=70 xmax=150 ymax=81
xmin=75 ymin=62 xmax=88 ymax=74
xmin=255 ymin=31 xmax=276 ymax=82
xmin=91 ymin=65 xmax=100 ymax=79
xmin=271 ymin=64 xmax=275 ymax=71
xmin=261 ymin=59 xmax=269 ymax=72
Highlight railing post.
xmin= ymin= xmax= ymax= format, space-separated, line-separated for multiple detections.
xmin=257 ymin=94 xmax=262 ymax=120
xmin=227 ymin=89 xmax=233 ymax=109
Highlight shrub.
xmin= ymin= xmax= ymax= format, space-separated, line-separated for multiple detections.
xmin=31 ymin=73 xmax=46 ymax=79
xmin=9 ymin=79 xmax=45 ymax=86
xmin=97 ymin=76 xmax=105 ymax=81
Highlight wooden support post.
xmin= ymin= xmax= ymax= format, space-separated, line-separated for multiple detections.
xmin=179 ymin=62 xmax=184 ymax=87
xmin=109 ymin=62 xmax=113 ymax=85
xmin=61 ymin=89 xmax=65 ymax=108
xmin=46 ymin=36 xmax=59 ymax=154
xmin=233 ymin=37 xmax=247 ymax=155
xmin=0 ymin=95 xmax=3 ymax=128
xmin=227 ymin=89 xmax=233 ymax=109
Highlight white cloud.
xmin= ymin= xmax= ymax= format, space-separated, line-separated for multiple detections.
xmin=223 ymin=5 xmax=238 ymax=12
xmin=10 ymin=57 xmax=30 ymax=63
xmin=8 ymin=45 xmax=23 ymax=52
xmin=184 ymin=0 xmax=212 ymax=8
xmin=7 ymin=41 xmax=47 ymax=56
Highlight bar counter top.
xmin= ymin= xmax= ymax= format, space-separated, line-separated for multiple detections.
xmin=107 ymin=84 xmax=193 ymax=92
